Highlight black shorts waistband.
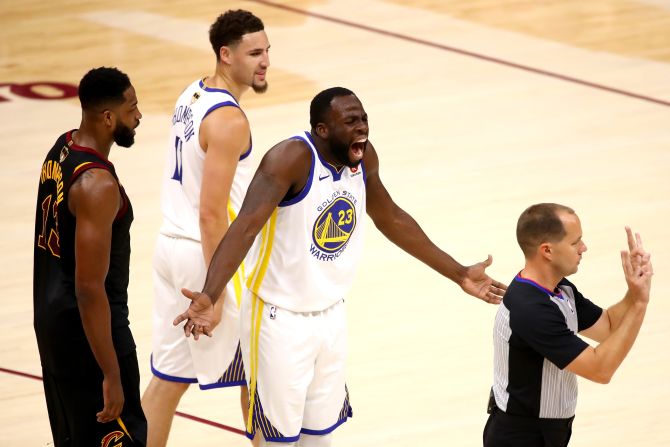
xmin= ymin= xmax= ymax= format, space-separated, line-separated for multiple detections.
xmin=491 ymin=406 xmax=574 ymax=429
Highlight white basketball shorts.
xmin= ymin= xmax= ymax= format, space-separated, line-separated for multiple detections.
xmin=150 ymin=233 xmax=246 ymax=388
xmin=241 ymin=292 xmax=352 ymax=442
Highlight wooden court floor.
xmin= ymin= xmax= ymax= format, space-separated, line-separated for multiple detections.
xmin=1 ymin=0 xmax=669 ymax=445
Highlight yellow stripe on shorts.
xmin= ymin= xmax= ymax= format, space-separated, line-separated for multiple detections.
xmin=246 ymin=219 xmax=268 ymax=290
xmin=248 ymin=209 xmax=278 ymax=294
xmin=116 ymin=417 xmax=133 ymax=441
xmin=226 ymin=201 xmax=245 ymax=307
xmin=246 ymin=293 xmax=264 ymax=433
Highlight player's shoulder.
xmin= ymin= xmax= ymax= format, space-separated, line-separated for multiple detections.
xmin=72 ymin=166 xmax=117 ymax=193
xmin=41 ymin=133 xmax=68 ymax=169
xmin=269 ymin=134 xmax=312 ymax=159
xmin=50 ymin=131 xmax=70 ymax=151
xmin=199 ymin=104 xmax=249 ymax=145
xmin=259 ymin=135 xmax=313 ymax=176
xmin=202 ymin=100 xmax=246 ymax=126
xmin=173 ymin=78 xmax=203 ymax=105
xmin=176 ymin=78 xmax=240 ymax=112
xmin=68 ymin=166 xmax=120 ymax=218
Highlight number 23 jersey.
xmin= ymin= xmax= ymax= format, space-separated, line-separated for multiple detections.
xmin=246 ymin=131 xmax=366 ymax=312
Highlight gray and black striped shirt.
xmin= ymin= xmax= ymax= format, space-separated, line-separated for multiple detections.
xmin=491 ymin=275 xmax=602 ymax=418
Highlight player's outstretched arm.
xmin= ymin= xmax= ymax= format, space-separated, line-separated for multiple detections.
xmin=195 ymin=107 xmax=251 ymax=334
xmin=363 ymin=142 xmax=505 ymax=304
xmin=174 ymin=138 xmax=313 ymax=337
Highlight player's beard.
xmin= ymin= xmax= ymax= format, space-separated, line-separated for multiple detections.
xmin=330 ymin=138 xmax=360 ymax=169
xmin=113 ymin=122 xmax=135 ymax=148
xmin=252 ymin=81 xmax=268 ymax=94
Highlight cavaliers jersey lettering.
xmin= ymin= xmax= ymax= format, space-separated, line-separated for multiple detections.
xmin=246 ymin=131 xmax=366 ymax=312
xmin=159 ymin=78 xmax=253 ymax=242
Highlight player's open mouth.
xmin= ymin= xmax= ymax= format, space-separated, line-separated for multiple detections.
xmin=350 ymin=138 xmax=367 ymax=161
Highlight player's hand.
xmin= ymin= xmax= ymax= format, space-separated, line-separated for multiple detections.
xmin=173 ymin=288 xmax=216 ymax=340
xmin=622 ymin=227 xmax=652 ymax=303
xmin=460 ymin=255 xmax=506 ymax=304
xmin=97 ymin=372 xmax=124 ymax=423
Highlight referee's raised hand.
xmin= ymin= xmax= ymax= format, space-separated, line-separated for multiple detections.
xmin=621 ymin=226 xmax=653 ymax=303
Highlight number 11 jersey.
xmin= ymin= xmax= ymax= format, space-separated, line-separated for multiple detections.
xmin=159 ymin=78 xmax=254 ymax=242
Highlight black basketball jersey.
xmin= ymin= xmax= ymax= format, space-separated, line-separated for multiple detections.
xmin=33 ymin=130 xmax=136 ymax=376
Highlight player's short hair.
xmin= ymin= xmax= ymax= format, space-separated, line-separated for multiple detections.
xmin=516 ymin=203 xmax=575 ymax=257
xmin=78 ymin=67 xmax=131 ymax=111
xmin=209 ymin=9 xmax=265 ymax=59
xmin=310 ymin=87 xmax=356 ymax=129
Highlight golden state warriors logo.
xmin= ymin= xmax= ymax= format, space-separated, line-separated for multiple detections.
xmin=312 ymin=197 xmax=356 ymax=255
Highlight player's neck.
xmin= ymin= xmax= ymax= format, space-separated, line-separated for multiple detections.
xmin=72 ymin=123 xmax=112 ymax=159
xmin=310 ymin=131 xmax=345 ymax=171
xmin=205 ymin=71 xmax=245 ymax=102
xmin=519 ymin=264 xmax=562 ymax=292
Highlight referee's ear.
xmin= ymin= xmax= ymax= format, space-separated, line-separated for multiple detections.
xmin=539 ymin=243 xmax=553 ymax=261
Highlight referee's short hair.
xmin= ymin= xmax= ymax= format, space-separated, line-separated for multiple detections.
xmin=517 ymin=203 xmax=575 ymax=257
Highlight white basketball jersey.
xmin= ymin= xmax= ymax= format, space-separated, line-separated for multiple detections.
xmin=246 ymin=131 xmax=366 ymax=312
xmin=159 ymin=79 xmax=254 ymax=242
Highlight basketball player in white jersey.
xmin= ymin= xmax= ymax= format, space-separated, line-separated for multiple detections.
xmin=175 ymin=87 xmax=506 ymax=447
xmin=141 ymin=10 xmax=269 ymax=447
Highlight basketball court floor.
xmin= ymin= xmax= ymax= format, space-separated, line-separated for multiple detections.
xmin=1 ymin=0 xmax=669 ymax=445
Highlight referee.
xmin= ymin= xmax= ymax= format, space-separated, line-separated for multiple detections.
xmin=483 ymin=203 xmax=652 ymax=447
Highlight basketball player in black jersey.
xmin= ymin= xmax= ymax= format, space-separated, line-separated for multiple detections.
xmin=33 ymin=67 xmax=146 ymax=446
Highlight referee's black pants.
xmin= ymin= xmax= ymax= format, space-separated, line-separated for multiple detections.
xmin=483 ymin=407 xmax=574 ymax=447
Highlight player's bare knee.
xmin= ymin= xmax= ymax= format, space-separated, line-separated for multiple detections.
xmin=148 ymin=375 xmax=189 ymax=397
xmin=296 ymin=433 xmax=332 ymax=447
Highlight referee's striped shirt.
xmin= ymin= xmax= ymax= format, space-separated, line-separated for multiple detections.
xmin=491 ymin=274 xmax=602 ymax=418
